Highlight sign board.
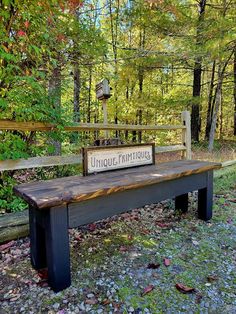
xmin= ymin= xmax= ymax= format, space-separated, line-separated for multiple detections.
xmin=82 ymin=143 xmax=155 ymax=176
xmin=96 ymin=78 xmax=111 ymax=100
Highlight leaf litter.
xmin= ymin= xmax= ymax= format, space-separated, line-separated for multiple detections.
xmin=1 ymin=180 xmax=236 ymax=313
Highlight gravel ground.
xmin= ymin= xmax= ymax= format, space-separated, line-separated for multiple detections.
xmin=1 ymin=173 xmax=236 ymax=313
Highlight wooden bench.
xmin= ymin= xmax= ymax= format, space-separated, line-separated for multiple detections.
xmin=14 ymin=159 xmax=220 ymax=292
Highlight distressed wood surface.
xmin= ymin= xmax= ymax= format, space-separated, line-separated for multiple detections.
xmin=0 ymin=146 xmax=185 ymax=171
xmin=0 ymin=120 xmax=186 ymax=132
xmin=14 ymin=160 xmax=221 ymax=210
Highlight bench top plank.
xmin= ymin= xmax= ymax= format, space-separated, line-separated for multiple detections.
xmin=14 ymin=160 xmax=220 ymax=210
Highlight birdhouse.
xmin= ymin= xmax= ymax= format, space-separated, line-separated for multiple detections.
xmin=95 ymin=79 xmax=111 ymax=100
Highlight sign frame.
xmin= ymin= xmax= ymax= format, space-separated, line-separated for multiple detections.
xmin=82 ymin=143 xmax=155 ymax=176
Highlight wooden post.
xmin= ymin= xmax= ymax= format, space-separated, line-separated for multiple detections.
xmin=102 ymin=98 xmax=109 ymax=138
xmin=198 ymin=171 xmax=213 ymax=221
xmin=181 ymin=111 xmax=191 ymax=160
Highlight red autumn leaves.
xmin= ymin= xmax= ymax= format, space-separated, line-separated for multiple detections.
xmin=17 ymin=20 xmax=30 ymax=37
xmin=142 ymin=258 xmax=196 ymax=296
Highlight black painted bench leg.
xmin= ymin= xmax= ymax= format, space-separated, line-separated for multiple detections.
xmin=198 ymin=171 xmax=213 ymax=221
xmin=29 ymin=206 xmax=47 ymax=270
xmin=175 ymin=193 xmax=188 ymax=213
xmin=44 ymin=205 xmax=71 ymax=292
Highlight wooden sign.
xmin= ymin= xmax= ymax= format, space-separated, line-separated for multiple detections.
xmin=82 ymin=143 xmax=155 ymax=175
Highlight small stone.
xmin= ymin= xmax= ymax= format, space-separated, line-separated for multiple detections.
xmin=87 ymin=293 xmax=95 ymax=298
xmin=79 ymin=302 xmax=86 ymax=311
xmin=53 ymin=303 xmax=60 ymax=310
xmin=129 ymin=306 xmax=135 ymax=312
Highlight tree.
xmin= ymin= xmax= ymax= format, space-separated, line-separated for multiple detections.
xmin=191 ymin=0 xmax=207 ymax=142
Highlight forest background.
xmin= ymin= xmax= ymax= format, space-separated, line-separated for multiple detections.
xmin=0 ymin=0 xmax=235 ymax=213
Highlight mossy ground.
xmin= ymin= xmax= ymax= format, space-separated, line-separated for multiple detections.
xmin=1 ymin=165 xmax=236 ymax=313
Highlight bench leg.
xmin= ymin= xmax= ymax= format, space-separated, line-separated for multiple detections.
xmin=44 ymin=205 xmax=71 ymax=292
xmin=198 ymin=171 xmax=213 ymax=221
xmin=175 ymin=193 xmax=188 ymax=213
xmin=29 ymin=206 xmax=47 ymax=270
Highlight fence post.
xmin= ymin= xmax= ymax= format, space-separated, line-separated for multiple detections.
xmin=181 ymin=111 xmax=191 ymax=160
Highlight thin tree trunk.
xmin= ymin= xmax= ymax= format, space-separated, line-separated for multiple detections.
xmin=208 ymin=51 xmax=234 ymax=151
xmin=73 ymin=63 xmax=81 ymax=123
xmin=219 ymin=88 xmax=223 ymax=139
xmin=205 ymin=60 xmax=216 ymax=140
xmin=48 ymin=61 xmax=61 ymax=155
xmin=87 ymin=67 xmax=92 ymax=123
xmin=191 ymin=0 xmax=206 ymax=142
xmin=234 ymin=48 xmax=236 ymax=136
xmin=208 ymin=66 xmax=222 ymax=152
xmin=137 ymin=28 xmax=145 ymax=143
xmin=108 ymin=0 xmax=119 ymax=137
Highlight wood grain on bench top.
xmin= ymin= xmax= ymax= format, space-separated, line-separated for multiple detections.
xmin=14 ymin=160 xmax=221 ymax=210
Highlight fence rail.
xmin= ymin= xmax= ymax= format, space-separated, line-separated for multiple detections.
xmin=0 ymin=111 xmax=192 ymax=171
xmin=0 ymin=145 xmax=187 ymax=171
xmin=0 ymin=120 xmax=186 ymax=132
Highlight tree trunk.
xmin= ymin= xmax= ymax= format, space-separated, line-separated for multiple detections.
xmin=208 ymin=66 xmax=222 ymax=152
xmin=48 ymin=61 xmax=61 ymax=155
xmin=205 ymin=60 xmax=216 ymax=140
xmin=234 ymin=48 xmax=236 ymax=136
xmin=138 ymin=66 xmax=144 ymax=143
xmin=73 ymin=63 xmax=81 ymax=123
xmin=208 ymin=50 xmax=234 ymax=151
xmin=87 ymin=67 xmax=92 ymax=123
xmin=137 ymin=28 xmax=145 ymax=143
xmin=219 ymin=88 xmax=223 ymax=140
xmin=108 ymin=0 xmax=120 ymax=137
xmin=191 ymin=0 xmax=206 ymax=142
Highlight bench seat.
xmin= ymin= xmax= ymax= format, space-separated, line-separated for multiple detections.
xmin=14 ymin=160 xmax=220 ymax=209
xmin=14 ymin=160 xmax=220 ymax=292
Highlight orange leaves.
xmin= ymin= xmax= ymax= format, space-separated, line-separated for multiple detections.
xmin=24 ymin=21 xmax=30 ymax=29
xmin=175 ymin=283 xmax=195 ymax=294
xmin=68 ymin=0 xmax=83 ymax=12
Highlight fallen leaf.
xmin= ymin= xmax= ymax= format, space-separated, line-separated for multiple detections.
xmin=147 ymin=263 xmax=160 ymax=269
xmin=119 ymin=246 xmax=129 ymax=252
xmin=85 ymin=298 xmax=98 ymax=305
xmin=37 ymin=281 xmax=48 ymax=287
xmin=0 ymin=241 xmax=15 ymax=252
xmin=38 ymin=268 xmax=48 ymax=280
xmin=141 ymin=285 xmax=154 ymax=296
xmin=74 ymin=234 xmax=83 ymax=241
xmin=156 ymin=222 xmax=169 ymax=228
xmin=127 ymin=235 xmax=133 ymax=241
xmin=141 ymin=229 xmax=150 ymax=235
xmin=207 ymin=275 xmax=219 ymax=282
xmin=175 ymin=283 xmax=195 ymax=293
xmin=9 ymin=294 xmax=20 ymax=302
xmin=227 ymin=218 xmax=233 ymax=224
xmin=102 ymin=299 xmax=110 ymax=305
xmin=88 ymin=223 xmax=96 ymax=231
xmin=164 ymin=258 xmax=171 ymax=266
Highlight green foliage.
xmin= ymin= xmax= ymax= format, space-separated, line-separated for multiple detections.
xmin=0 ymin=175 xmax=27 ymax=213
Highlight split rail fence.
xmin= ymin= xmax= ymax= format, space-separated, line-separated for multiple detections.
xmin=0 ymin=111 xmax=191 ymax=172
